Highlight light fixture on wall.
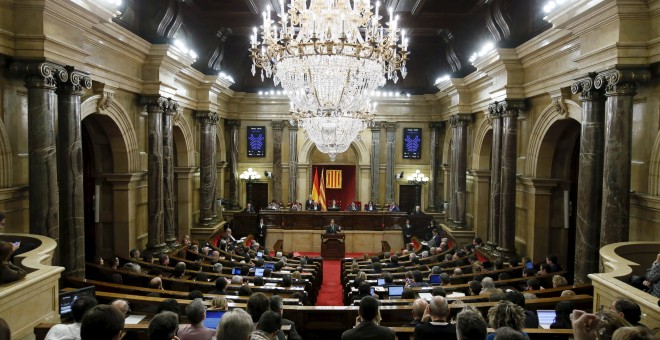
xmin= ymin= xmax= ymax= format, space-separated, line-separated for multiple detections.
xmin=249 ymin=0 xmax=409 ymax=161
xmin=239 ymin=168 xmax=262 ymax=183
xmin=395 ymin=171 xmax=404 ymax=180
xmin=407 ymin=169 xmax=429 ymax=185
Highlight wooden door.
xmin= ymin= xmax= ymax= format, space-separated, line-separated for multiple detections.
xmin=247 ymin=182 xmax=269 ymax=212
xmin=399 ymin=185 xmax=422 ymax=214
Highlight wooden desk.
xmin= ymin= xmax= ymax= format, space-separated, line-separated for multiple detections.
xmin=321 ymin=234 xmax=346 ymax=259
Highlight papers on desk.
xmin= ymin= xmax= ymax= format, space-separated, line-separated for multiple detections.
xmin=125 ymin=315 xmax=147 ymax=325
xmin=446 ymin=292 xmax=466 ymax=298
xmin=418 ymin=292 xmax=433 ymax=300
xmin=264 ymin=283 xmax=277 ymax=287
xmin=280 ymin=270 xmax=291 ymax=274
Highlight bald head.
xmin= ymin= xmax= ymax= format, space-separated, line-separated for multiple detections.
xmin=111 ymin=299 xmax=130 ymax=317
xmin=149 ymin=277 xmax=163 ymax=289
xmin=428 ymin=296 xmax=450 ymax=321
xmin=412 ymin=298 xmax=428 ymax=320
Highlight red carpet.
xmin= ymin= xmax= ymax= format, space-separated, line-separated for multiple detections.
xmin=298 ymin=252 xmax=367 ymax=306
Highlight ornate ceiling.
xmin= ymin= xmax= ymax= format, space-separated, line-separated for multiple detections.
xmin=115 ymin=0 xmax=550 ymax=94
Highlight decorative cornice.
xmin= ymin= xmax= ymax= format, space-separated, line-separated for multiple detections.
xmin=57 ymin=67 xmax=92 ymax=96
xmin=594 ymin=68 xmax=651 ymax=96
xmin=10 ymin=62 xmax=68 ymax=90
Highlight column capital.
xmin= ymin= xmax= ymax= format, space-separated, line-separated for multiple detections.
xmin=140 ymin=96 xmax=168 ymax=113
xmin=371 ymin=121 xmax=382 ymax=132
xmin=496 ymin=99 xmax=525 ymax=117
xmin=595 ymin=68 xmax=650 ymax=96
xmin=429 ymin=121 xmax=445 ymax=130
xmin=449 ymin=113 xmax=472 ymax=127
xmin=272 ymin=120 xmax=286 ymax=130
xmin=383 ymin=122 xmax=398 ymax=130
xmin=226 ymin=119 xmax=241 ymax=128
xmin=11 ymin=61 xmax=68 ymax=90
xmin=56 ymin=67 xmax=92 ymax=96
xmin=571 ymin=73 xmax=605 ymax=101
xmin=162 ymin=99 xmax=179 ymax=116
xmin=196 ymin=111 xmax=220 ymax=124
xmin=286 ymin=120 xmax=298 ymax=130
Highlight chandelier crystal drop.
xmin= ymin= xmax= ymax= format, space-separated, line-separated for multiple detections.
xmin=250 ymin=0 xmax=409 ymax=160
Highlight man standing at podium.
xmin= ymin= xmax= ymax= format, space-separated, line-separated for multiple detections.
xmin=325 ymin=219 xmax=342 ymax=234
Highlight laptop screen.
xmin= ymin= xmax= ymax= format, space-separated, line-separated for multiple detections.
xmin=264 ymin=263 xmax=275 ymax=270
xmin=388 ymin=285 xmax=404 ymax=297
xmin=254 ymin=268 xmax=265 ymax=277
xmin=231 ymin=267 xmax=242 ymax=275
xmin=537 ymin=310 xmax=555 ymax=329
xmin=429 ymin=274 xmax=441 ymax=285
xmin=377 ymin=278 xmax=385 ymax=286
xmin=202 ymin=310 xmax=226 ymax=329
xmin=257 ymin=251 xmax=263 ymax=258
xmin=59 ymin=286 xmax=96 ymax=320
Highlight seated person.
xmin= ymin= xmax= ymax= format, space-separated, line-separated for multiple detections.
xmin=0 ymin=241 xmax=26 ymax=284
xmin=410 ymin=205 xmax=424 ymax=215
xmin=388 ymin=201 xmax=400 ymax=212
xmin=309 ymin=201 xmax=322 ymax=211
xmin=364 ymin=201 xmax=377 ymax=212
xmin=243 ymin=203 xmax=256 ymax=213
xmin=642 ymin=252 xmax=660 ymax=298
xmin=325 ymin=219 xmax=342 ymax=234
xmin=267 ymin=200 xmax=280 ymax=210
xmin=327 ymin=199 xmax=341 ymax=211
xmin=45 ymin=297 xmax=98 ymax=340
xmin=346 ymin=202 xmax=360 ymax=211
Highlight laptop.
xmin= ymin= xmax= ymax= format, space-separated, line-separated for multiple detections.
xmin=59 ymin=286 xmax=96 ymax=321
xmin=370 ymin=287 xmax=375 ymax=296
xmin=257 ymin=251 xmax=263 ymax=258
xmin=537 ymin=310 xmax=555 ymax=329
xmin=377 ymin=278 xmax=386 ymax=286
xmin=264 ymin=263 xmax=275 ymax=270
xmin=418 ymin=292 xmax=433 ymax=300
xmin=388 ymin=285 xmax=404 ymax=299
xmin=429 ymin=274 xmax=442 ymax=285
xmin=202 ymin=310 xmax=226 ymax=329
xmin=231 ymin=267 xmax=242 ymax=275
xmin=254 ymin=268 xmax=265 ymax=277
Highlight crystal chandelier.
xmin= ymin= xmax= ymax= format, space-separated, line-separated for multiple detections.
xmin=250 ymin=0 xmax=409 ymax=159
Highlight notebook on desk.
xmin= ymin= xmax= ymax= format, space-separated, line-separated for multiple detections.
xmin=388 ymin=285 xmax=404 ymax=299
xmin=418 ymin=292 xmax=433 ymax=300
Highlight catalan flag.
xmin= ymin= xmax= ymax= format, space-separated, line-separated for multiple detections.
xmin=326 ymin=169 xmax=342 ymax=189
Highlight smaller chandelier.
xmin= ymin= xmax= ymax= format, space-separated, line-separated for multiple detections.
xmin=407 ymin=170 xmax=429 ymax=185
xmin=239 ymin=168 xmax=261 ymax=183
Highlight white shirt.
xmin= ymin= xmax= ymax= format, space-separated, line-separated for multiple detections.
xmin=45 ymin=323 xmax=81 ymax=340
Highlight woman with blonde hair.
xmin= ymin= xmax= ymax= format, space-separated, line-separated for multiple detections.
xmin=552 ymin=274 xmax=569 ymax=288
xmin=209 ymin=296 xmax=228 ymax=311
xmin=486 ymin=300 xmax=526 ymax=340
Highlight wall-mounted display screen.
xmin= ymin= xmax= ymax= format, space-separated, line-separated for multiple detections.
xmin=403 ymin=128 xmax=422 ymax=159
xmin=247 ymin=126 xmax=266 ymax=157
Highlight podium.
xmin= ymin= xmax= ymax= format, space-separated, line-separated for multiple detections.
xmin=321 ymin=234 xmax=345 ymax=259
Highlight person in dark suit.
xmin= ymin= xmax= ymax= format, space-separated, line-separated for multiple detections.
xmin=403 ymin=298 xmax=428 ymax=327
xmin=305 ymin=195 xmax=315 ymax=210
xmin=413 ymin=296 xmax=457 ymax=339
xmin=402 ymin=219 xmax=413 ymax=244
xmin=244 ymin=202 xmax=256 ymax=213
xmin=364 ymin=201 xmax=377 ymax=212
xmin=410 ymin=205 xmax=424 ymax=215
xmin=270 ymin=295 xmax=302 ymax=340
xmin=327 ymin=199 xmax=341 ymax=211
xmin=347 ymin=202 xmax=359 ymax=211
xmin=256 ymin=218 xmax=267 ymax=246
xmin=341 ymin=296 xmax=395 ymax=340
xmin=388 ymin=202 xmax=400 ymax=212
xmin=325 ymin=219 xmax=342 ymax=234
xmin=310 ymin=201 xmax=321 ymax=211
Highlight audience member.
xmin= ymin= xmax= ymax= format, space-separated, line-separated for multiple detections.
xmin=216 ymin=308 xmax=253 ymax=340
xmin=110 ymin=299 xmax=130 ymax=318
xmin=409 ymin=270 xmax=430 ymax=287
xmin=552 ymin=275 xmax=569 ymax=288
xmin=612 ymin=299 xmax=643 ymax=326
xmin=486 ymin=300 xmax=526 ymax=340
xmin=468 ymin=281 xmax=482 ymax=296
xmin=413 ymin=296 xmax=456 ymax=339
xmin=550 ymin=301 xmax=574 ymax=329
xmin=209 ymin=296 xmax=228 ymax=311
xmin=148 ymin=311 xmax=178 ymax=340
xmin=504 ymin=290 xmax=539 ymax=328
xmin=456 ymin=307 xmax=487 ymax=340
xmin=247 ymin=292 xmax=270 ymax=324
xmin=642 ymin=252 xmax=660 ymax=297
xmin=612 ymin=326 xmax=654 ymax=340
xmin=177 ymin=299 xmax=215 ymax=340
xmin=0 ymin=241 xmax=26 ymax=283
xmin=80 ymin=305 xmax=125 ymax=340
xmin=269 ymin=295 xmax=302 ymax=340
xmin=251 ymin=311 xmax=282 ymax=340
xmin=546 ymin=254 xmax=562 ymax=272
xmin=157 ymin=299 xmax=179 ymax=315
xmin=432 ymin=286 xmax=447 ymax=297
xmin=403 ymin=298 xmax=428 ymax=327
xmin=187 ymin=290 xmax=204 ymax=300
xmin=341 ymin=296 xmax=395 ymax=340
xmin=238 ymin=284 xmax=253 ymax=296
xmin=493 ymin=327 xmax=524 ymax=340
xmin=45 ymin=297 xmax=98 ymax=340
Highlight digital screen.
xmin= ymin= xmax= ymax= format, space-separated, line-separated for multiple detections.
xmin=403 ymin=128 xmax=422 ymax=159
xmin=203 ymin=310 xmax=226 ymax=329
xmin=59 ymin=286 xmax=96 ymax=320
xmin=232 ymin=268 xmax=242 ymax=275
xmin=264 ymin=263 xmax=275 ymax=270
xmin=429 ymin=274 xmax=441 ymax=285
xmin=247 ymin=126 xmax=266 ymax=157
xmin=254 ymin=268 xmax=265 ymax=277
xmin=377 ymin=278 xmax=385 ymax=286
xmin=388 ymin=285 xmax=404 ymax=297
xmin=257 ymin=251 xmax=263 ymax=258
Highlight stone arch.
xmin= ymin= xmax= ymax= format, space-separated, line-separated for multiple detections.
xmin=525 ymin=100 xmax=582 ymax=177
xmin=647 ymin=131 xmax=660 ymax=195
xmin=173 ymin=112 xmax=195 ymax=167
xmin=298 ymin=136 xmax=370 ymax=165
xmin=0 ymin=118 xmax=12 ymax=188
xmin=473 ymin=116 xmax=493 ymax=170
xmin=81 ymin=95 xmax=140 ymax=173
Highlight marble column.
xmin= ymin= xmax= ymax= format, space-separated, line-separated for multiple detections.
xmin=595 ymin=68 xmax=650 ymax=247
xmin=141 ymin=96 xmax=167 ymax=254
xmin=450 ymin=114 xmax=472 ymax=227
xmin=370 ymin=123 xmax=381 ymax=204
xmin=571 ymin=74 xmax=606 ymax=283
xmin=226 ymin=120 xmax=241 ymax=209
xmin=487 ymin=103 xmax=502 ymax=248
xmin=288 ymin=122 xmax=298 ymax=204
xmin=448 ymin=123 xmax=457 ymax=221
xmin=56 ymin=67 xmax=91 ymax=277
xmin=384 ymin=122 xmax=398 ymax=204
xmin=196 ymin=111 xmax=220 ymax=225
xmin=427 ymin=122 xmax=444 ymax=211
xmin=10 ymin=62 xmax=67 ymax=244
xmin=498 ymin=100 xmax=524 ymax=255
xmin=272 ymin=121 xmax=285 ymax=203
xmin=162 ymin=99 xmax=178 ymax=246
